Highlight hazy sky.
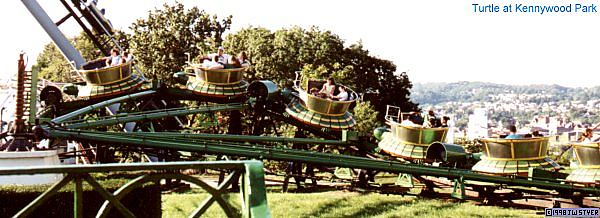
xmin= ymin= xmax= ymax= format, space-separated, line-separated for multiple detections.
xmin=1 ymin=0 xmax=598 ymax=87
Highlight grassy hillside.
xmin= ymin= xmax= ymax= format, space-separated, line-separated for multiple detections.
xmin=411 ymin=82 xmax=599 ymax=105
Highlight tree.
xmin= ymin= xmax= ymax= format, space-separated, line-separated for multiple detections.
xmin=223 ymin=27 xmax=275 ymax=81
xmin=33 ymin=32 xmax=100 ymax=83
xmin=129 ymin=2 xmax=232 ymax=83
xmin=352 ymin=101 xmax=380 ymax=135
xmin=34 ymin=4 xmax=420 ymax=125
xmin=224 ymin=27 xmax=418 ymax=121
xmin=342 ymin=43 xmax=418 ymax=119
xmin=224 ymin=26 xmax=344 ymax=85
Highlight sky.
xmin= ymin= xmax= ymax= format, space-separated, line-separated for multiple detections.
xmin=1 ymin=0 xmax=599 ymax=87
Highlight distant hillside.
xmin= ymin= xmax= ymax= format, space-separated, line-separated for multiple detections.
xmin=411 ymin=82 xmax=600 ymax=105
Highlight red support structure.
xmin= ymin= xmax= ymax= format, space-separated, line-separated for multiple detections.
xmin=1 ymin=53 xmax=35 ymax=151
xmin=14 ymin=53 xmax=26 ymax=134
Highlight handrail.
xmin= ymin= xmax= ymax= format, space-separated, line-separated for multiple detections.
xmin=187 ymin=65 xmax=249 ymax=73
xmin=482 ymin=137 xmax=551 ymax=143
xmin=187 ymin=65 xmax=247 ymax=85
xmin=51 ymin=90 xmax=156 ymax=123
xmin=570 ymin=142 xmax=600 ymax=148
xmin=62 ymin=104 xmax=245 ymax=129
xmin=0 ymin=161 xmax=270 ymax=218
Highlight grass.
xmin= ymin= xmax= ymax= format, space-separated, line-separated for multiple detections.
xmin=163 ymin=190 xmax=539 ymax=218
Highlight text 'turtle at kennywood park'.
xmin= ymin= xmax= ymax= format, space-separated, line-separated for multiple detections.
xmin=472 ymin=3 xmax=597 ymax=15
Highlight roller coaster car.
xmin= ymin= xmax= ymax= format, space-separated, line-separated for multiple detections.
xmin=62 ymin=59 xmax=144 ymax=98
xmin=472 ymin=137 xmax=560 ymax=176
xmin=377 ymin=121 xmax=449 ymax=161
xmin=566 ymin=142 xmax=600 ymax=185
xmin=183 ymin=64 xmax=249 ymax=98
xmin=285 ymin=74 xmax=357 ymax=130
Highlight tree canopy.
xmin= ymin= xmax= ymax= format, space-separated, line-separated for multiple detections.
xmin=352 ymin=101 xmax=381 ymax=135
xmin=129 ymin=3 xmax=232 ymax=83
xmin=224 ymin=26 xmax=418 ymax=118
xmin=34 ymin=2 xmax=418 ymax=122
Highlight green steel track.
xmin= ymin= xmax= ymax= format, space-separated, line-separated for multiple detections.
xmin=40 ymin=90 xmax=600 ymax=197
xmin=47 ymin=127 xmax=600 ymax=196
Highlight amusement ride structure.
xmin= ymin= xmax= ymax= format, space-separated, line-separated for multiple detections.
xmin=2 ymin=0 xmax=599 ymax=213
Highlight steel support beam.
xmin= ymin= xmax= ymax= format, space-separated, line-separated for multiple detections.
xmin=51 ymin=90 xmax=156 ymax=123
xmin=21 ymin=0 xmax=85 ymax=69
xmin=63 ymin=103 xmax=244 ymax=129
xmin=47 ymin=129 xmax=600 ymax=196
xmin=123 ymin=132 xmax=350 ymax=146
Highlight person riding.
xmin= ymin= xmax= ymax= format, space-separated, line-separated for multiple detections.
xmin=238 ymin=51 xmax=250 ymax=67
xmin=120 ymin=50 xmax=133 ymax=64
xmin=216 ymin=46 xmax=229 ymax=64
xmin=579 ymin=123 xmax=600 ymax=142
xmin=423 ymin=107 xmax=438 ymax=128
xmin=207 ymin=46 xmax=230 ymax=65
xmin=105 ymin=48 xmax=121 ymax=67
xmin=401 ymin=115 xmax=421 ymax=127
xmin=505 ymin=125 xmax=523 ymax=139
xmin=227 ymin=56 xmax=242 ymax=68
xmin=331 ymin=86 xmax=349 ymax=101
xmin=412 ymin=112 xmax=424 ymax=125
xmin=309 ymin=88 xmax=320 ymax=96
xmin=203 ymin=55 xmax=224 ymax=70
xmin=580 ymin=128 xmax=593 ymax=142
xmin=441 ymin=116 xmax=450 ymax=127
xmin=319 ymin=78 xmax=336 ymax=97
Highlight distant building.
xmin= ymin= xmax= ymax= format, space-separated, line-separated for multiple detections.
xmin=529 ymin=115 xmax=574 ymax=135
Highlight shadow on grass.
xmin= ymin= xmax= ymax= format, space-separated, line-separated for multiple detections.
xmin=416 ymin=190 xmax=548 ymax=211
xmin=306 ymin=197 xmax=458 ymax=217
xmin=290 ymin=186 xmax=342 ymax=193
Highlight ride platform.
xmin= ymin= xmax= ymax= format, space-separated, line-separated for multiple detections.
xmin=184 ymin=66 xmax=249 ymax=98
xmin=377 ymin=123 xmax=448 ymax=160
xmin=472 ymin=137 xmax=560 ymax=176
xmin=567 ymin=142 xmax=600 ymax=185
xmin=285 ymin=77 xmax=357 ymax=130
xmin=63 ymin=60 xmax=145 ymax=98
xmin=285 ymin=98 xmax=355 ymax=130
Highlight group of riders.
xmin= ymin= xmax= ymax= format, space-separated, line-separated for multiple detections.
xmin=101 ymin=47 xmax=600 ymax=143
xmin=199 ymin=47 xmax=250 ymax=70
xmin=309 ymin=78 xmax=350 ymax=101
xmin=105 ymin=48 xmax=133 ymax=67
xmin=400 ymin=107 xmax=450 ymax=128
xmin=102 ymin=46 xmax=250 ymax=70
xmin=503 ymin=122 xmax=599 ymax=142
xmin=399 ymin=106 xmax=599 ymax=143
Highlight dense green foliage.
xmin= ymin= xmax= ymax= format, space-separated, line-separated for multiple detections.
xmin=352 ymin=101 xmax=380 ymax=135
xmin=129 ymin=3 xmax=232 ymax=83
xmin=33 ymin=2 xmax=418 ymax=122
xmin=224 ymin=27 xmax=418 ymax=117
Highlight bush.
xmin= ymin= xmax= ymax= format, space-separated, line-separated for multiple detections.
xmin=0 ymin=181 xmax=161 ymax=217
